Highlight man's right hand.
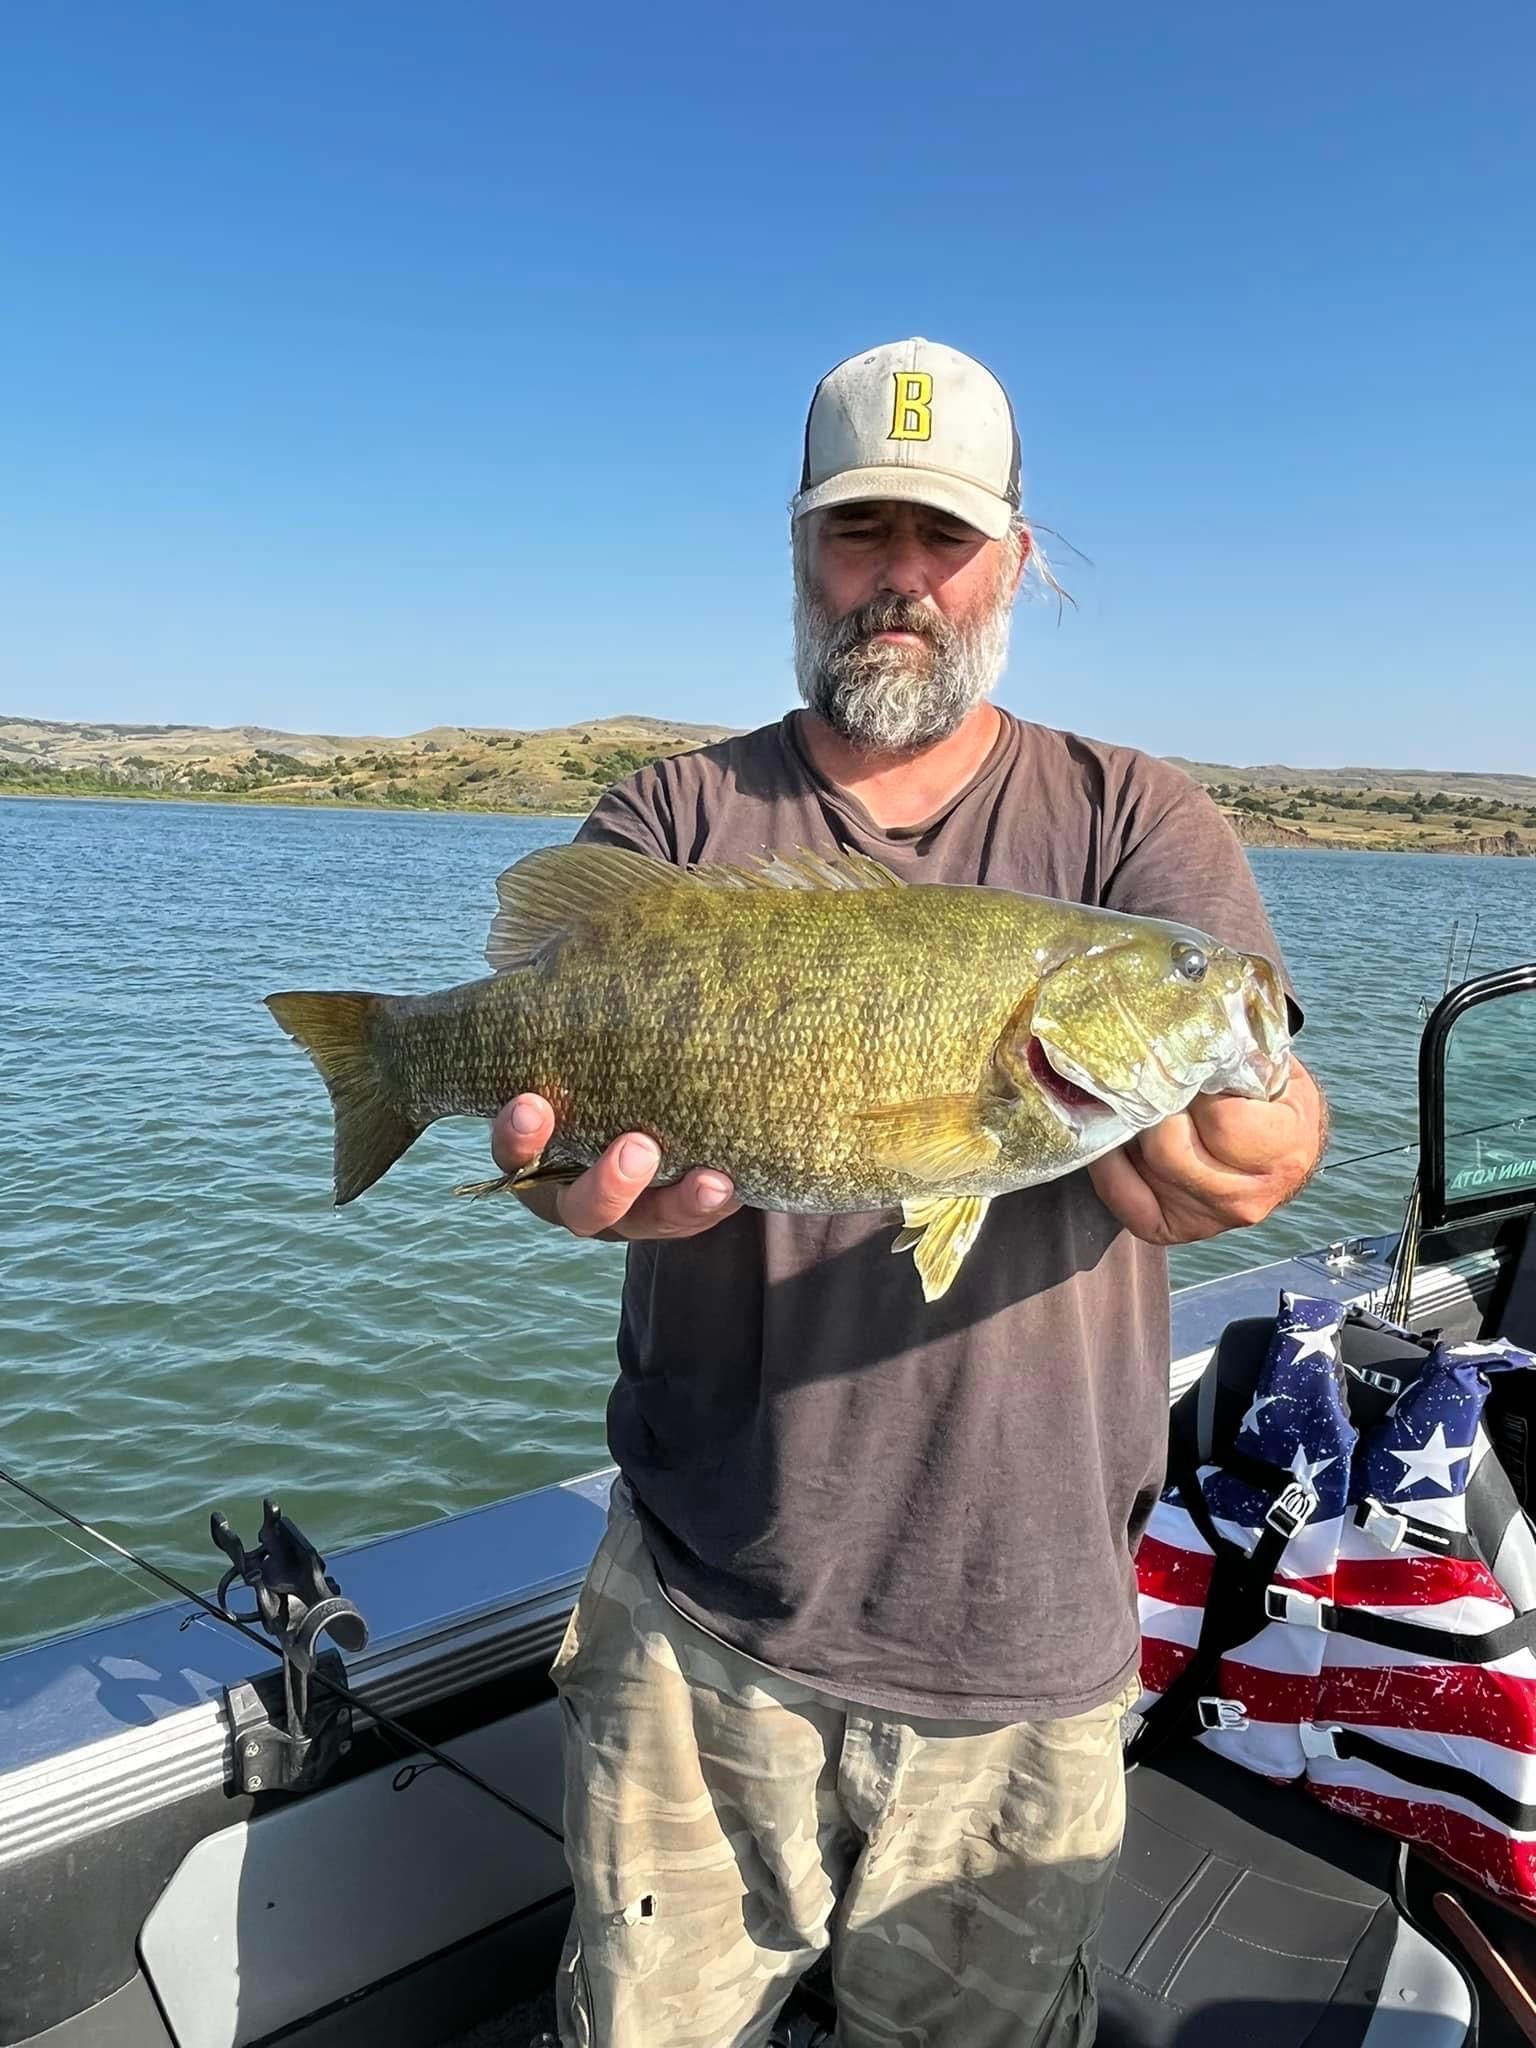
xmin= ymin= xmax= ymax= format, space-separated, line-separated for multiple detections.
xmin=490 ymin=1095 xmax=741 ymax=1242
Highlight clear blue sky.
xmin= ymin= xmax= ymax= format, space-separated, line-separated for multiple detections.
xmin=2 ymin=2 xmax=1531 ymax=770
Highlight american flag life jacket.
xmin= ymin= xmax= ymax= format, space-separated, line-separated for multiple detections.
xmin=1134 ymin=1292 xmax=1536 ymax=1905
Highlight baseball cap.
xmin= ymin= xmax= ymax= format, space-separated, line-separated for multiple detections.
xmin=792 ymin=337 xmax=1021 ymax=541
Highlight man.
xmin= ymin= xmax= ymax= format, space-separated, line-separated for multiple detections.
xmin=495 ymin=339 xmax=1325 ymax=2048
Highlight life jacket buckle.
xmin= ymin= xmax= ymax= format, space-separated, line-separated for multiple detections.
xmin=1265 ymin=1583 xmax=1334 ymax=1629
xmin=1265 ymin=1481 xmax=1318 ymax=1540
xmin=1197 ymin=1696 xmax=1249 ymax=1731
xmin=1360 ymin=1498 xmax=1409 ymax=1551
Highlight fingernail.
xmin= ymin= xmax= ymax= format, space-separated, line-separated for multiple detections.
xmin=510 ymin=1100 xmax=543 ymax=1135
xmin=619 ymin=1136 xmax=658 ymax=1179
xmin=695 ymin=1177 xmax=732 ymax=1212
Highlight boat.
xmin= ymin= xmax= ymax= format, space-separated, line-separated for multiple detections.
xmin=4 ymin=962 xmax=1536 ymax=2048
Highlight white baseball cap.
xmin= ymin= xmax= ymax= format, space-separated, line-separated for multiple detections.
xmin=792 ymin=337 xmax=1021 ymax=541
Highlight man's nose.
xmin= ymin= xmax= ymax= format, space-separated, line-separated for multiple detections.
xmin=876 ymin=533 xmax=935 ymax=599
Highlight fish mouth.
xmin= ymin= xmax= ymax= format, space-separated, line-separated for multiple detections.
xmin=1027 ymin=1037 xmax=1117 ymax=1121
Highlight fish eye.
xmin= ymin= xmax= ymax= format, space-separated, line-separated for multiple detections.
xmin=1172 ymin=943 xmax=1208 ymax=984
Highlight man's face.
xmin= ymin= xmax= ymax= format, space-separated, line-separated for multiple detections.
xmin=793 ymin=501 xmax=1025 ymax=753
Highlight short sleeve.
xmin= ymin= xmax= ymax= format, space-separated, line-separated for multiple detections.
xmin=1103 ymin=771 xmax=1304 ymax=1029
xmin=574 ymin=769 xmax=678 ymax=864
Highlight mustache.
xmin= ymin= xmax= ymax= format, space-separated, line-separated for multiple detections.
xmin=827 ymin=594 xmax=954 ymax=656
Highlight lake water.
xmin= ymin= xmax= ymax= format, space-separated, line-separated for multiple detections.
xmin=2 ymin=796 xmax=1533 ymax=1652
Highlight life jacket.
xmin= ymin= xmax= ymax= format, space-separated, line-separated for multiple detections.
xmin=1134 ymin=1292 xmax=1536 ymax=1905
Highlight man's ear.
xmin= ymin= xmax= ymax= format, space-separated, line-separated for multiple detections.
xmin=1010 ymin=527 xmax=1032 ymax=596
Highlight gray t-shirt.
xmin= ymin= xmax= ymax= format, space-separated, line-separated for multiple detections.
xmin=577 ymin=709 xmax=1298 ymax=1719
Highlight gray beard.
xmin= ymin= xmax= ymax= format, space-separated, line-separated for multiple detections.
xmin=792 ymin=546 xmax=1014 ymax=754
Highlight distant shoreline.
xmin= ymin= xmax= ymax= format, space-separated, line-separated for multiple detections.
xmin=0 ymin=787 xmax=575 ymax=822
xmin=6 ymin=713 xmax=1532 ymax=855
xmin=4 ymin=785 xmax=1533 ymax=856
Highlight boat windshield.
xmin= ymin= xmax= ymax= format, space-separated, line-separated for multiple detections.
xmin=1442 ymin=985 xmax=1536 ymax=1205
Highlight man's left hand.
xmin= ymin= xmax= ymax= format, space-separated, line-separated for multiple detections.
xmin=1086 ymin=1059 xmax=1326 ymax=1247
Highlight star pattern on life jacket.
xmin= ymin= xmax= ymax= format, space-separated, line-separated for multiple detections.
xmin=1353 ymin=1339 xmax=1532 ymax=1510
xmin=1201 ymin=1293 xmax=1357 ymax=1529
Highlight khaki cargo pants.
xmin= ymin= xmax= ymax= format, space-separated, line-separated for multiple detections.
xmin=551 ymin=1480 xmax=1134 ymax=2048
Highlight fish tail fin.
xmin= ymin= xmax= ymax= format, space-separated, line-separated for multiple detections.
xmin=265 ymin=991 xmax=422 ymax=1204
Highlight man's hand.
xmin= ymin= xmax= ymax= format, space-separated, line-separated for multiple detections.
xmin=490 ymin=1094 xmax=741 ymax=1242
xmin=1086 ymin=1060 xmax=1326 ymax=1248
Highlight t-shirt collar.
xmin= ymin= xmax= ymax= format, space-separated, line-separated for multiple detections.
xmin=781 ymin=707 xmax=1022 ymax=844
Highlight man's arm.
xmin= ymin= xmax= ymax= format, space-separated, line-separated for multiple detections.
xmin=1091 ymin=762 xmax=1326 ymax=1246
xmin=1087 ymin=1059 xmax=1328 ymax=1246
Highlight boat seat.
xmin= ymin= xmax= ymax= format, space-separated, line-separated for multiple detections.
xmin=1104 ymin=1313 xmax=1474 ymax=2045
xmin=1494 ymin=1208 xmax=1536 ymax=1349
xmin=1101 ymin=1741 xmax=1472 ymax=2046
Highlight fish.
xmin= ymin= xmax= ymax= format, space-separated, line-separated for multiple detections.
xmin=266 ymin=843 xmax=1291 ymax=1301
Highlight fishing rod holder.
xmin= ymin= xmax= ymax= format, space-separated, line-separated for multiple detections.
xmin=211 ymin=1497 xmax=370 ymax=1797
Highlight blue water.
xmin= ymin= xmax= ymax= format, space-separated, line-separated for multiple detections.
xmin=2 ymin=796 xmax=1532 ymax=1651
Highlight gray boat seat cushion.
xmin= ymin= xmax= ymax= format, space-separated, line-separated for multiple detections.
xmin=1100 ymin=1744 xmax=1471 ymax=2047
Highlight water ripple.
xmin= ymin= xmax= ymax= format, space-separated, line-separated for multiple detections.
xmin=2 ymin=797 xmax=1532 ymax=1650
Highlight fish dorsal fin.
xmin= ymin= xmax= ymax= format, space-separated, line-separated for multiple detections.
xmin=486 ymin=842 xmax=901 ymax=969
xmin=487 ymin=844 xmax=687 ymax=968
xmin=693 ymin=846 xmax=902 ymax=894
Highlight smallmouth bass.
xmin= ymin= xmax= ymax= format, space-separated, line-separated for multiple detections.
xmin=267 ymin=843 xmax=1291 ymax=1300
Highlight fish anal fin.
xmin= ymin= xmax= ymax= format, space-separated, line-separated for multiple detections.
xmin=852 ymin=1095 xmax=999 ymax=1183
xmin=453 ymin=1158 xmax=584 ymax=1200
xmin=895 ymin=1195 xmax=992 ymax=1302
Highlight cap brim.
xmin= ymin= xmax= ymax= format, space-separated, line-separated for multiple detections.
xmin=792 ymin=465 xmax=1013 ymax=541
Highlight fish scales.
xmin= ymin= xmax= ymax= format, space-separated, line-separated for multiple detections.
xmin=266 ymin=843 xmax=1291 ymax=1299
xmin=368 ymin=888 xmax=1021 ymax=1209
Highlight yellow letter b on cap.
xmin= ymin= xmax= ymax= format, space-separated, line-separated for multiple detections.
xmin=888 ymin=371 xmax=933 ymax=441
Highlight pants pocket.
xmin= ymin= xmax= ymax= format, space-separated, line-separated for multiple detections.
xmin=551 ymin=1485 xmax=636 ymax=1692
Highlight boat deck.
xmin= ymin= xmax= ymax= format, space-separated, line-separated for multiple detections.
xmin=443 ymin=1993 xmax=557 ymax=2045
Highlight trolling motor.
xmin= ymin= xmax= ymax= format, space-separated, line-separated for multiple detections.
xmin=211 ymin=1497 xmax=370 ymax=1797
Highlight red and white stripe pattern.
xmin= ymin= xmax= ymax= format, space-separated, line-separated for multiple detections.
xmin=1137 ymin=1301 xmax=1536 ymax=1902
xmin=1137 ymin=1292 xmax=1356 ymax=1778
xmin=1313 ymin=1335 xmax=1536 ymax=1902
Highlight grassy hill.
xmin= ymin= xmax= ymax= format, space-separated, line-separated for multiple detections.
xmin=3 ymin=714 xmax=1534 ymax=853
xmin=0 ymin=713 xmax=734 ymax=817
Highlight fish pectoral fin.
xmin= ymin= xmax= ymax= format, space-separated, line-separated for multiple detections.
xmin=895 ymin=1195 xmax=992 ymax=1302
xmin=851 ymin=1095 xmax=999 ymax=1183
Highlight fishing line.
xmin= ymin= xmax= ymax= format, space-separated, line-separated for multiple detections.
xmin=2 ymin=1491 xmax=172 ymax=1607
xmin=0 ymin=1464 xmax=563 ymax=1843
xmin=1319 ymin=1107 xmax=1536 ymax=1179
xmin=8 ymin=1106 xmax=1533 ymax=1829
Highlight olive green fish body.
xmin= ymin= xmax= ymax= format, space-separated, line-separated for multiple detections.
xmin=267 ymin=844 xmax=1291 ymax=1300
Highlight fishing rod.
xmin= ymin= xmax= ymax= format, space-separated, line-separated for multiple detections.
xmin=1316 ymin=1105 xmax=1536 ymax=1178
xmin=7 ymin=1098 xmax=1533 ymax=1819
xmin=0 ymin=1464 xmax=563 ymax=1843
